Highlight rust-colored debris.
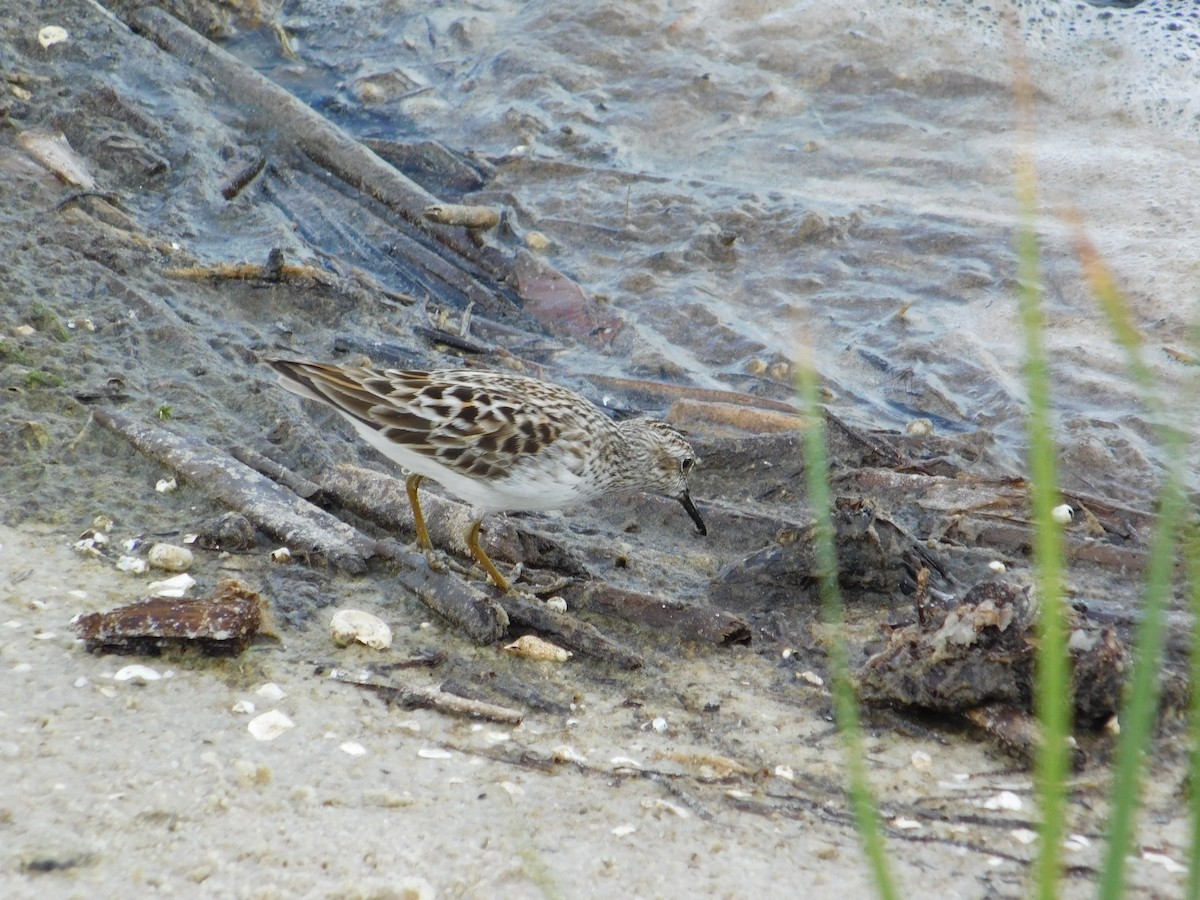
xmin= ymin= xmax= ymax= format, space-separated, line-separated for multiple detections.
xmin=75 ymin=579 xmax=266 ymax=656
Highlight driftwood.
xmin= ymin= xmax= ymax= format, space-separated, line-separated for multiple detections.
xmin=498 ymin=593 xmax=645 ymax=670
xmin=566 ymin=582 xmax=751 ymax=646
xmin=101 ymin=0 xmax=631 ymax=348
xmin=583 ymin=372 xmax=802 ymax=416
xmin=91 ymin=408 xmax=376 ymax=573
xmin=90 ymin=409 xmax=510 ymax=643
xmin=321 ymin=463 xmax=590 ymax=578
xmin=371 ymin=539 xmax=508 ymax=645
xmin=104 ymin=1 xmax=504 ymax=295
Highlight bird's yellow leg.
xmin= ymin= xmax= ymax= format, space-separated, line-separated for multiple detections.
xmin=405 ymin=474 xmax=432 ymax=550
xmin=467 ymin=519 xmax=511 ymax=592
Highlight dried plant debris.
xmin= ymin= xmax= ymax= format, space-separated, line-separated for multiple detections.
xmin=856 ymin=581 xmax=1138 ymax=747
xmin=75 ymin=579 xmax=266 ymax=656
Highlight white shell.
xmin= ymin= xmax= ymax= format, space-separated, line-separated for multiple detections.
xmin=37 ymin=26 xmax=69 ymax=48
xmin=248 ymin=710 xmax=295 ymax=741
xmin=116 ymin=555 xmax=149 ymax=574
xmin=504 ymin=634 xmax=571 ymax=662
xmin=148 ymin=543 xmax=193 ymax=572
xmin=255 ymin=682 xmax=286 ymax=702
xmin=330 ymin=610 xmax=392 ymax=650
xmin=155 ymin=477 xmax=178 ymax=494
xmin=114 ymin=664 xmax=161 ymax=683
xmin=148 ymin=573 xmax=195 ymax=597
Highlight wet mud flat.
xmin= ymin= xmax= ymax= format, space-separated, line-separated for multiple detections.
xmin=0 ymin=1 xmax=1194 ymax=897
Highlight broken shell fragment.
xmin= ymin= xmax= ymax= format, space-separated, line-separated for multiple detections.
xmin=504 ymin=634 xmax=571 ymax=662
xmin=148 ymin=573 xmax=195 ymax=597
xmin=329 ymin=609 xmax=392 ymax=650
xmin=74 ymin=579 xmax=264 ymax=656
xmin=114 ymin=664 xmax=162 ymax=683
xmin=17 ymin=129 xmax=95 ymax=188
xmin=116 ymin=555 xmax=150 ymax=574
xmin=155 ymin=477 xmax=178 ymax=494
xmin=248 ymin=709 xmax=295 ymax=741
xmin=148 ymin=543 xmax=193 ymax=572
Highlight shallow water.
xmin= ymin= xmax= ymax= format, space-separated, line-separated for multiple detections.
xmin=232 ymin=0 xmax=1200 ymax=499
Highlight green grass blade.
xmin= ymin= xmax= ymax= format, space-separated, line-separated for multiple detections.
xmin=1072 ymin=222 xmax=1194 ymax=900
xmin=1007 ymin=30 xmax=1072 ymax=896
xmin=1097 ymin=448 xmax=1187 ymax=899
xmin=1187 ymin=523 xmax=1200 ymax=900
xmin=1014 ymin=181 xmax=1072 ymax=900
xmin=796 ymin=346 xmax=898 ymax=900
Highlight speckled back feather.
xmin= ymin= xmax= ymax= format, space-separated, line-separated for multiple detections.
xmin=270 ymin=362 xmax=611 ymax=482
xmin=267 ymin=359 xmax=704 ymax=528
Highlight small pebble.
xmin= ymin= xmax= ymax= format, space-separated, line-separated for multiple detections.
xmin=148 ymin=543 xmax=193 ymax=572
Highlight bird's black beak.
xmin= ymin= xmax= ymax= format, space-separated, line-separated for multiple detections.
xmin=678 ymin=491 xmax=706 ymax=536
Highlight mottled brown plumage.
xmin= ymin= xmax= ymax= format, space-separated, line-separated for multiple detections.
xmin=268 ymin=359 xmax=705 ymax=590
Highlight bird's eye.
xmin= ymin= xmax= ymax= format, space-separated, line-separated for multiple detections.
xmin=680 ymin=457 xmax=694 ymax=474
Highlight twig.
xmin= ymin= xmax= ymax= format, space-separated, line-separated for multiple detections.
xmin=344 ymin=678 xmax=523 ymax=723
